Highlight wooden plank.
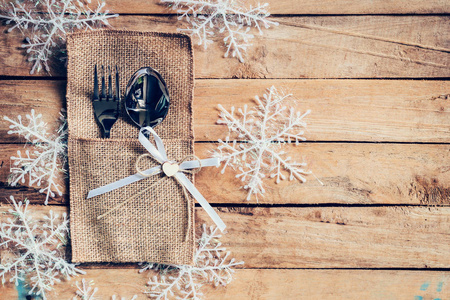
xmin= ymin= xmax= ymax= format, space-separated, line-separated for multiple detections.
xmin=1 ymin=80 xmax=449 ymax=143
xmin=0 ymin=80 xmax=66 ymax=143
xmin=1 ymin=205 xmax=449 ymax=268
xmin=195 ymin=143 xmax=450 ymax=205
xmin=1 ymin=269 xmax=449 ymax=299
xmin=1 ymin=142 xmax=449 ymax=205
xmin=203 ymin=207 xmax=450 ymax=269
xmin=194 ymin=80 xmax=450 ymax=143
xmin=97 ymin=0 xmax=450 ymax=15
xmin=0 ymin=16 xmax=448 ymax=78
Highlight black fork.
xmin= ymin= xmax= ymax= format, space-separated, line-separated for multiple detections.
xmin=93 ymin=65 xmax=120 ymax=138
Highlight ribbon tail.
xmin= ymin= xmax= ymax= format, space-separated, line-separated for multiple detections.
xmin=175 ymin=172 xmax=226 ymax=232
xmin=179 ymin=157 xmax=220 ymax=170
xmin=87 ymin=166 xmax=161 ymax=199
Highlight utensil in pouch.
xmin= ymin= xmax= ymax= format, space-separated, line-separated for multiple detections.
xmin=93 ymin=65 xmax=120 ymax=138
xmin=124 ymin=67 xmax=170 ymax=129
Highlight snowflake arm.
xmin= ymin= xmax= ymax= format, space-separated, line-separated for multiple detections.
xmin=146 ymin=269 xmax=187 ymax=300
xmin=220 ymin=17 xmax=253 ymax=63
xmin=267 ymin=148 xmax=310 ymax=183
xmin=217 ymin=104 xmax=260 ymax=142
xmin=214 ymin=139 xmax=258 ymax=173
xmin=177 ymin=7 xmax=219 ymax=50
xmin=73 ymin=279 xmax=99 ymax=300
xmin=73 ymin=278 xmax=139 ymax=300
xmin=4 ymin=109 xmax=67 ymax=205
xmin=269 ymin=108 xmax=311 ymax=144
xmin=238 ymin=162 xmax=266 ymax=200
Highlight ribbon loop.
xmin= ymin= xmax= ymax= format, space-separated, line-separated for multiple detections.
xmin=87 ymin=127 xmax=226 ymax=232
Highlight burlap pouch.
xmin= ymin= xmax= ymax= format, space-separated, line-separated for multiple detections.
xmin=66 ymin=30 xmax=195 ymax=264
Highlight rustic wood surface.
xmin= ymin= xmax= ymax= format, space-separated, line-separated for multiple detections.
xmin=1 ymin=80 xmax=449 ymax=143
xmin=0 ymin=0 xmax=449 ymax=299
xmin=0 ymin=16 xmax=449 ymax=78
xmin=1 ymin=269 xmax=449 ymax=299
xmin=1 ymin=205 xmax=450 ymax=268
xmin=89 ymin=0 xmax=450 ymax=15
xmin=2 ymin=143 xmax=450 ymax=205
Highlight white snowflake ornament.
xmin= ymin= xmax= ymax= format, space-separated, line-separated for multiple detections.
xmin=73 ymin=279 xmax=99 ymax=300
xmin=4 ymin=109 xmax=67 ymax=205
xmin=0 ymin=0 xmax=118 ymax=74
xmin=214 ymin=86 xmax=312 ymax=200
xmin=73 ymin=278 xmax=138 ymax=300
xmin=162 ymin=0 xmax=278 ymax=62
xmin=141 ymin=224 xmax=243 ymax=300
xmin=0 ymin=196 xmax=84 ymax=299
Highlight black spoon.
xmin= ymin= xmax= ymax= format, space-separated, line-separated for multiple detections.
xmin=124 ymin=67 xmax=170 ymax=129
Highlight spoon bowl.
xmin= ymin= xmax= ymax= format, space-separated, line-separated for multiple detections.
xmin=124 ymin=67 xmax=170 ymax=128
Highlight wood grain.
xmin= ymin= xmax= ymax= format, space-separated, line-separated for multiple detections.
xmin=0 ymin=16 xmax=448 ymax=78
xmin=0 ymin=1 xmax=448 ymax=298
xmin=195 ymin=143 xmax=450 ymax=205
xmin=1 ymin=269 xmax=449 ymax=299
xmin=1 ymin=80 xmax=449 ymax=143
xmin=97 ymin=0 xmax=450 ymax=15
xmin=194 ymin=80 xmax=450 ymax=143
xmin=209 ymin=207 xmax=450 ymax=269
xmin=1 ymin=142 xmax=449 ymax=205
xmin=0 ymin=81 xmax=66 ymax=143
xmin=1 ymin=204 xmax=449 ymax=268
xmin=1 ymin=80 xmax=448 ymax=205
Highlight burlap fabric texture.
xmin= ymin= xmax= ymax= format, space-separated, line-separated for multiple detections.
xmin=67 ymin=30 xmax=195 ymax=264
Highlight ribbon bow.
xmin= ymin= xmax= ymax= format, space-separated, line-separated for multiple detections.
xmin=87 ymin=127 xmax=226 ymax=236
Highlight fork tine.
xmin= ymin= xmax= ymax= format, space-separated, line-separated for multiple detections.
xmin=115 ymin=65 xmax=120 ymax=101
xmin=93 ymin=64 xmax=99 ymax=100
xmin=101 ymin=65 xmax=106 ymax=100
xmin=108 ymin=66 xmax=113 ymax=101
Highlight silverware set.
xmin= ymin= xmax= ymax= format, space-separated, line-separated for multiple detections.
xmin=92 ymin=66 xmax=170 ymax=138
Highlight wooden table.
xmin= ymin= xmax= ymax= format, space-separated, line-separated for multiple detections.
xmin=0 ymin=1 xmax=449 ymax=299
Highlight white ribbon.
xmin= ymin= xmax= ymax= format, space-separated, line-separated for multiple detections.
xmin=87 ymin=127 xmax=226 ymax=232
